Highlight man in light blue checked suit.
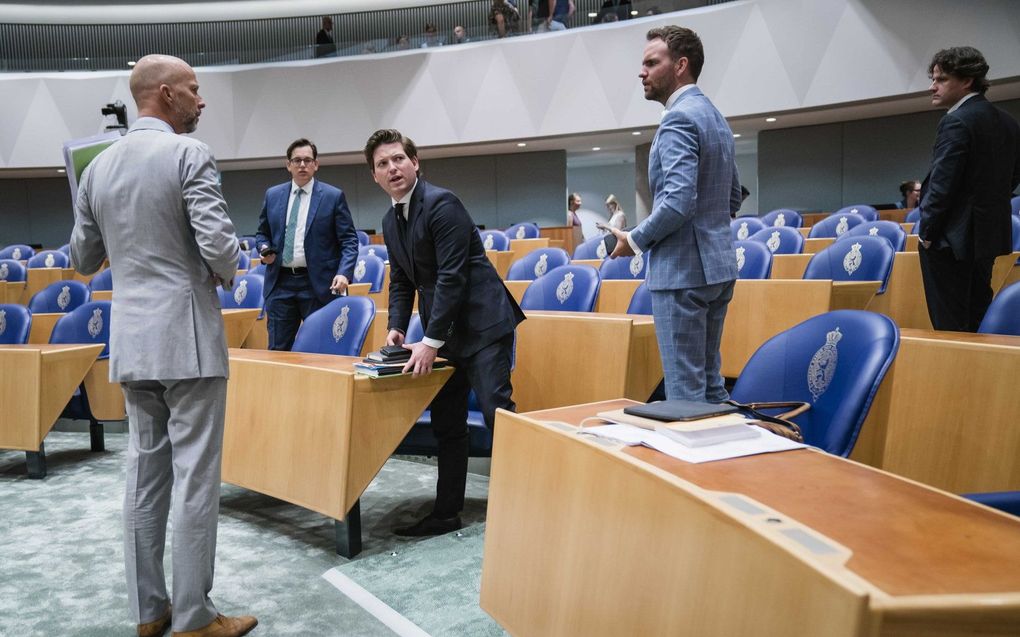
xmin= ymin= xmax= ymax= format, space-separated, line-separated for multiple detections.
xmin=606 ymin=25 xmax=740 ymax=402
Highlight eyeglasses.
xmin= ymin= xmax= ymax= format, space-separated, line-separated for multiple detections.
xmin=288 ymin=157 xmax=316 ymax=166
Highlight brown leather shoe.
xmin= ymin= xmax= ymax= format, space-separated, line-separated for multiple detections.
xmin=138 ymin=605 xmax=171 ymax=637
xmin=172 ymin=614 xmax=257 ymax=637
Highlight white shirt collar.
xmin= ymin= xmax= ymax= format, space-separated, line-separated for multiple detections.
xmin=662 ymin=83 xmax=697 ymax=116
xmin=947 ymin=92 xmax=979 ymax=114
xmin=391 ymin=178 xmax=419 ymax=217
xmin=131 ymin=116 xmax=175 ymax=134
xmin=291 ymin=178 xmax=314 ymax=195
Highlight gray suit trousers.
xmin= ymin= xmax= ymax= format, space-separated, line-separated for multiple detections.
xmin=121 ymin=377 xmax=227 ymax=632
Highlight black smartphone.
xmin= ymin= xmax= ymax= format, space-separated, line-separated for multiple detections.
xmin=602 ymin=232 xmax=618 ymax=256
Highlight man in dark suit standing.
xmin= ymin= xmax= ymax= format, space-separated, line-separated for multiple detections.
xmin=364 ymin=128 xmax=525 ymax=536
xmin=256 ymin=138 xmax=360 ymax=350
xmin=918 ymin=46 xmax=1020 ymax=332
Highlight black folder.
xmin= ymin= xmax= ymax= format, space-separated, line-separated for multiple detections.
xmin=623 ymin=400 xmax=739 ymax=422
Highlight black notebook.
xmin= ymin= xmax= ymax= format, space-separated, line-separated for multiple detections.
xmin=623 ymin=400 xmax=739 ymax=423
xmin=366 ymin=345 xmax=412 ymax=363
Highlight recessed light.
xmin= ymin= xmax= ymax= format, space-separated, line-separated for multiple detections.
xmin=631 ymin=131 xmax=642 ymax=136
xmin=733 ymin=133 xmax=742 ymax=138
xmin=57 ymin=168 xmax=66 ymax=173
xmin=765 ymin=117 xmax=777 ymax=123
xmin=631 ymin=10 xmax=639 ymax=16
xmin=516 ymin=142 xmax=527 ymax=147
xmin=127 ymin=60 xmax=136 ymax=67
xmin=591 ymin=147 xmax=601 ymax=151
xmin=587 ymin=12 xmax=597 ymax=18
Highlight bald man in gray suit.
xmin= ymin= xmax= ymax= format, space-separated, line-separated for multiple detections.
xmin=71 ymin=55 xmax=257 ymax=637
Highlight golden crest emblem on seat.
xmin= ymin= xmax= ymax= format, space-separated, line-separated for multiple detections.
xmin=596 ymin=240 xmax=607 ymax=259
xmin=851 ymin=207 xmax=859 ymax=214
xmin=57 ymin=285 xmax=71 ymax=310
xmin=773 ymin=213 xmax=786 ymax=227
xmin=807 ymin=327 xmax=842 ymax=401
xmin=483 ymin=234 xmax=494 ymax=250
xmin=836 ymin=216 xmax=848 ymax=235
xmin=534 ymin=253 xmax=548 ymax=278
xmin=367 ymin=247 xmax=377 ymax=257
xmin=515 ymin=225 xmax=526 ymax=240
xmin=843 ymin=242 xmax=863 ymax=276
xmin=354 ymin=259 xmax=366 ymax=282
xmin=736 ymin=246 xmax=746 ymax=271
xmin=233 ymin=279 xmax=248 ymax=304
xmin=0 ymin=309 xmax=6 ymax=336
xmin=0 ymin=263 xmax=8 ymax=280
xmin=88 ymin=308 xmax=103 ymax=338
xmin=12 ymin=247 xmax=22 ymax=260
xmin=868 ymin=227 xmax=880 ymax=236
xmin=44 ymin=253 xmax=55 ymax=267
xmin=629 ymin=254 xmax=643 ymax=277
xmin=556 ymin=272 xmax=574 ymax=304
xmin=766 ymin=231 xmax=781 ymax=253
xmin=332 ymin=305 xmax=350 ymax=342
xmin=737 ymin=221 xmax=749 ymax=240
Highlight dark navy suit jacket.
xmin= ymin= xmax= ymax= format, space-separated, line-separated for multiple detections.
xmin=255 ymin=179 xmax=360 ymax=304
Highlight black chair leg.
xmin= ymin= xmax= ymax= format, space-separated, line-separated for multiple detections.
xmin=26 ymin=442 xmax=47 ymax=479
xmin=89 ymin=419 xmax=104 ymax=452
xmin=334 ymin=499 xmax=362 ymax=558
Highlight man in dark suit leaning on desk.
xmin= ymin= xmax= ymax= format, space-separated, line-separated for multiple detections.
xmin=364 ymin=128 xmax=525 ymax=536
xmin=918 ymin=46 xmax=1020 ymax=332
xmin=256 ymin=138 xmax=360 ymax=350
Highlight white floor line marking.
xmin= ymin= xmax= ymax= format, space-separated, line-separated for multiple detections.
xmin=322 ymin=568 xmax=433 ymax=637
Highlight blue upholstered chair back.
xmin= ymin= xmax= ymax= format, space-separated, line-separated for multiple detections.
xmin=807 ymin=213 xmax=864 ymax=239
xmin=730 ymin=309 xmax=899 ymax=457
xmin=217 ymin=274 xmax=265 ymax=311
xmin=0 ymin=244 xmax=34 ymax=260
xmin=356 ymin=230 xmax=371 ymax=246
xmin=573 ymin=235 xmax=608 ymax=260
xmin=734 ymin=240 xmax=772 ymax=280
xmin=1012 ymin=216 xmax=1020 ymax=251
xmin=49 ymin=301 xmax=113 ymax=358
xmin=761 ymin=209 xmax=802 ymax=229
xmin=804 ymin=236 xmax=895 ymax=293
xmin=237 ymin=235 xmax=258 ymax=251
xmin=905 ymin=208 xmax=921 ymax=224
xmin=1011 ymin=195 xmax=1020 ymax=216
xmin=504 ymin=222 xmax=540 ymax=240
xmin=27 ymin=250 xmax=70 ymax=269
xmin=0 ymin=259 xmax=27 ymax=282
xmin=479 ymin=230 xmax=510 ymax=251
xmin=291 ymin=295 xmax=375 ymax=357
xmin=520 ymin=264 xmax=600 ymax=312
xmin=599 ymin=254 xmax=646 ymax=280
xmin=506 ymin=247 xmax=570 ymax=281
xmin=236 ymin=250 xmax=251 ymax=271
xmin=358 ymin=244 xmax=389 ymax=263
xmin=28 ymin=280 xmax=90 ymax=314
xmin=978 ymin=281 xmax=1020 ymax=336
xmin=57 ymin=244 xmax=71 ymax=257
xmin=748 ymin=226 xmax=805 ymax=255
xmin=352 ymin=253 xmax=386 ymax=293
xmin=247 ymin=263 xmax=267 ymax=277
xmin=88 ymin=268 xmax=114 ymax=292
xmin=838 ymin=220 xmax=907 ymax=252
xmin=0 ymin=304 xmax=31 ymax=344
xmin=626 ymin=282 xmax=652 ymax=315
xmin=964 ymin=491 xmax=1020 ymax=517
xmin=833 ymin=204 xmax=879 ymax=222
xmin=730 ymin=216 xmax=765 ymax=241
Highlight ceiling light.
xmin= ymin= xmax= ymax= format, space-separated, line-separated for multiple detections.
xmin=57 ymin=168 xmax=66 ymax=173
xmin=591 ymin=147 xmax=601 ymax=151
xmin=587 ymin=12 xmax=597 ymax=17
xmin=765 ymin=117 xmax=777 ymax=122
xmin=127 ymin=60 xmax=136 ymax=67
xmin=631 ymin=131 xmax=642 ymax=136
xmin=733 ymin=133 xmax=742 ymax=138
xmin=516 ymin=142 xmax=527 ymax=147
xmin=631 ymin=10 xmax=639 ymax=15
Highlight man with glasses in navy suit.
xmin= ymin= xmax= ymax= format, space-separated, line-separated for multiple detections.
xmin=256 ymin=138 xmax=360 ymax=350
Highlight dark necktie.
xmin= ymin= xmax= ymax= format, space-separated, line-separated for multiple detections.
xmin=395 ymin=203 xmax=407 ymax=240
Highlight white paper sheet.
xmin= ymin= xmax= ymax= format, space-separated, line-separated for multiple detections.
xmin=577 ymin=423 xmax=807 ymax=463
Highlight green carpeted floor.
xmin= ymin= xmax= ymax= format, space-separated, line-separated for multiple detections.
xmin=0 ymin=428 xmax=506 ymax=636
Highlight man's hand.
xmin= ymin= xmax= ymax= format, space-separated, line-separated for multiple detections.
xmin=330 ymin=274 xmax=349 ymax=295
xmin=606 ymin=225 xmax=635 ymax=258
xmin=402 ymin=341 xmax=438 ymax=377
xmin=385 ymin=329 xmax=405 ymax=347
xmin=261 ymin=252 xmax=276 ymax=265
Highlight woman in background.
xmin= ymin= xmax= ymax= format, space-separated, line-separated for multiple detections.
xmin=605 ymin=194 xmax=626 ymax=230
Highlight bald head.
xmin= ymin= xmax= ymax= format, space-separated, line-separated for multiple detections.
xmin=129 ymin=54 xmax=205 ymax=134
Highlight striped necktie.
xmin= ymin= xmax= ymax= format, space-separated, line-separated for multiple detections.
xmin=282 ymin=187 xmax=303 ymax=265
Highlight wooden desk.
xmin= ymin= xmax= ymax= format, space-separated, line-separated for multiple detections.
xmin=27 ymin=312 xmax=63 ymax=344
xmin=21 ymin=268 xmax=74 ymax=304
xmin=804 ymin=237 xmax=835 ymax=253
xmin=880 ymin=208 xmax=910 ymax=223
xmin=0 ymin=344 xmax=104 ymax=477
xmin=90 ymin=290 xmax=113 ymax=301
xmin=539 ymin=225 xmax=583 ymax=255
xmin=503 ymin=280 xmax=529 ymax=305
xmin=852 ymin=329 xmax=1020 ymax=493
xmin=570 ymin=258 xmax=603 ymax=270
xmin=512 ymin=311 xmax=662 ymax=412
xmin=481 ymin=400 xmax=1020 ymax=637
xmin=221 ymin=309 xmax=260 ymax=349
xmin=904 ymin=233 xmax=919 ymax=251
xmin=508 ymin=238 xmax=550 ymax=262
xmin=486 ymin=250 xmax=514 ymax=279
xmin=1 ymin=281 xmax=26 ymax=304
xmin=770 ymin=254 xmax=813 ymax=279
xmin=721 ymin=280 xmax=880 ymax=378
xmin=594 ymin=279 xmax=642 ymax=314
xmin=221 ymin=349 xmax=452 ymax=556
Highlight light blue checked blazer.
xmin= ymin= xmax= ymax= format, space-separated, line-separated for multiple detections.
xmin=630 ymin=86 xmax=740 ymax=289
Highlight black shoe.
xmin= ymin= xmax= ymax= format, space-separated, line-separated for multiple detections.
xmin=393 ymin=514 xmax=462 ymax=537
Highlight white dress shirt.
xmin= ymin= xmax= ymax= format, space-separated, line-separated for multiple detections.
xmin=283 ymin=178 xmax=314 ymax=267
xmin=390 ymin=179 xmax=444 ymax=350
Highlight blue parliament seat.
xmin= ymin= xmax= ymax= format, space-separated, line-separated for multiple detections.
xmin=804 ymin=236 xmax=895 ymax=293
xmin=0 ymin=259 xmax=27 ymax=282
xmin=358 ymin=244 xmax=389 ymax=263
xmin=0 ymin=244 xmax=34 ymax=260
xmin=236 ymin=250 xmax=251 ymax=271
xmin=480 ymin=229 xmax=510 ymax=252
xmin=1012 ymin=216 xmax=1020 ymax=251
xmin=28 ymin=280 xmax=90 ymax=314
xmin=247 ymin=263 xmax=267 ymax=277
xmin=734 ymin=240 xmax=773 ymax=279
xmin=729 ymin=309 xmax=899 ymax=457
xmin=0 ymin=303 xmax=31 ymax=344
xmin=504 ymin=222 xmax=540 ymax=240
xmin=730 ymin=216 xmax=765 ymax=241
xmin=833 ymin=204 xmax=879 ymax=222
xmin=905 ymin=208 xmax=921 ymax=224
xmin=291 ymin=295 xmax=375 ymax=357
xmin=599 ymin=254 xmax=646 ymax=280
xmin=626 ymin=281 xmax=652 ymax=315
xmin=519 ymin=264 xmax=600 ymax=312
xmin=1011 ymin=195 xmax=1020 ymax=216
xmin=356 ymin=230 xmax=371 ymax=246
xmin=761 ymin=209 xmax=802 ymax=228
xmin=57 ymin=244 xmax=71 ymax=257
xmin=218 ymin=274 xmax=265 ymax=314
xmin=748 ymin=226 xmax=805 ymax=255
xmin=506 ymin=247 xmax=570 ymax=281
xmin=964 ymin=492 xmax=1020 ymax=517
xmin=352 ymin=253 xmax=385 ymax=293
xmin=27 ymin=250 xmax=69 ymax=269
xmin=807 ymin=212 xmax=864 ymax=239
xmin=977 ymin=281 xmax=1020 ymax=336
xmin=573 ymin=235 xmax=607 ymax=260
xmin=836 ymin=220 xmax=907 ymax=252
xmin=88 ymin=268 xmax=113 ymax=293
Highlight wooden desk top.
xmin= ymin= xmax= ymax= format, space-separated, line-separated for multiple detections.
xmin=526 ymin=399 xmax=1020 ymax=598
xmin=523 ymin=309 xmax=653 ymax=325
xmin=229 ymin=348 xmax=361 ymax=372
xmin=898 ymin=328 xmax=1020 ymax=348
xmin=0 ymin=343 xmax=103 ymax=355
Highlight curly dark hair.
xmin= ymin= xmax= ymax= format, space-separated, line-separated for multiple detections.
xmin=928 ymin=46 xmax=990 ymax=95
xmin=646 ymin=26 xmax=704 ymax=81
xmin=363 ymin=129 xmax=419 ymax=171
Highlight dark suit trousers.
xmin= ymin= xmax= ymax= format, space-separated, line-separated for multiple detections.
xmin=918 ymin=245 xmax=994 ymax=332
xmin=428 ymin=331 xmax=516 ymax=518
xmin=266 ymin=271 xmax=325 ymax=350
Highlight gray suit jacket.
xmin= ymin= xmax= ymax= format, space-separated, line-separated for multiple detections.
xmin=631 ymin=86 xmax=740 ymax=289
xmin=71 ymin=117 xmax=239 ymax=382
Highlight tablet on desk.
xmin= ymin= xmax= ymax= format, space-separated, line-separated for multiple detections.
xmin=623 ymin=400 xmax=739 ymax=422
